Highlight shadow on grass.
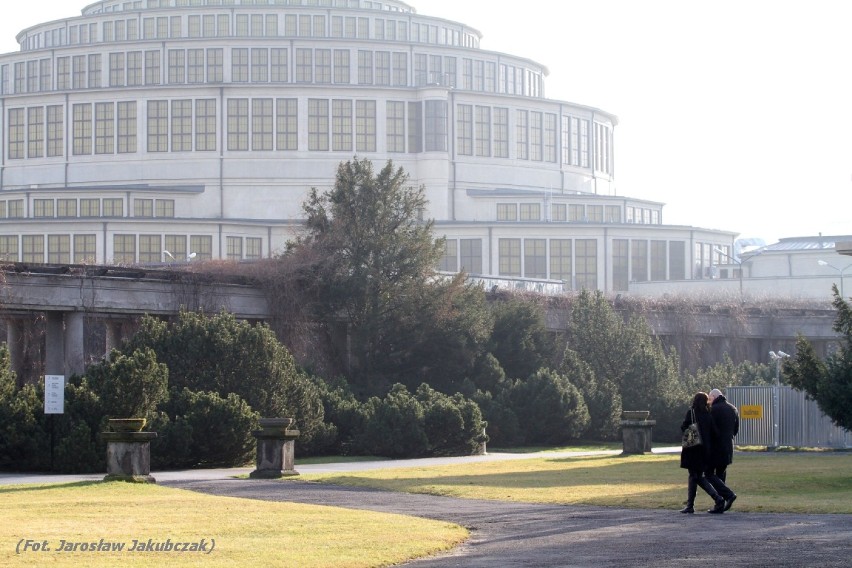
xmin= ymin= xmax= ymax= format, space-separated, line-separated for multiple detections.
xmin=0 ymin=480 xmax=104 ymax=494
xmin=310 ymin=455 xmax=682 ymax=493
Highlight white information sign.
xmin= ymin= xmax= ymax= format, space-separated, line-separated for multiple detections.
xmin=44 ymin=375 xmax=65 ymax=414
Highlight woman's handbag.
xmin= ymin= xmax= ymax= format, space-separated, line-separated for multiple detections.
xmin=682 ymin=409 xmax=703 ymax=448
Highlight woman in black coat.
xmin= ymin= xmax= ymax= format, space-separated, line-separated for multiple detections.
xmin=679 ymin=392 xmax=727 ymax=514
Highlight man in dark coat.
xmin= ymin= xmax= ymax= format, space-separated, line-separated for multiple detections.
xmin=709 ymin=388 xmax=739 ymax=510
xmin=679 ymin=392 xmax=733 ymax=514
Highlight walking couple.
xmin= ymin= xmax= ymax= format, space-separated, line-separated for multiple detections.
xmin=679 ymin=389 xmax=740 ymax=514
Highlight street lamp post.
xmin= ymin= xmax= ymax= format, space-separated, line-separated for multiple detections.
xmin=768 ymin=350 xmax=789 ymax=448
xmin=817 ymin=260 xmax=852 ymax=298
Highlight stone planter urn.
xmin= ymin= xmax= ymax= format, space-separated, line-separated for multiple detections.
xmin=108 ymin=417 xmax=148 ymax=432
xmin=102 ymin=418 xmax=157 ymax=483
xmin=620 ymin=410 xmax=656 ymax=455
xmin=621 ymin=411 xmax=650 ymax=421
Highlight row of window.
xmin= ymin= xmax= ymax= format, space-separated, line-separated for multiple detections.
xmin=457 ymin=107 xmax=610 ymax=169
xmin=21 ymin=8 xmax=479 ymax=53
xmin=1 ymin=228 xmax=726 ymax=287
xmin=495 ymin=203 xmax=654 ymax=224
xmin=94 ymin=1 xmax=406 ymax=10
xmin=93 ymin=0 xmax=397 ymax=9
xmin=0 ymin=233 xmax=262 ymax=264
xmin=7 ymin=99 xmax=611 ymax=168
xmin=457 ymin=106 xmax=560 ymax=164
xmin=0 ymin=198 xmax=175 ymax=219
xmin=6 ymin=98 xmax=449 ymax=157
xmin=439 ymin=238 xmax=690 ymax=291
xmin=3 ymin=48 xmax=541 ymax=97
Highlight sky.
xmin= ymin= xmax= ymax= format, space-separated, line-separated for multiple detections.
xmin=1 ymin=0 xmax=850 ymax=244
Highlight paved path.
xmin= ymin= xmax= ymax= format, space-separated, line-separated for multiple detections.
xmin=4 ymin=449 xmax=851 ymax=567
xmin=165 ymin=477 xmax=852 ymax=568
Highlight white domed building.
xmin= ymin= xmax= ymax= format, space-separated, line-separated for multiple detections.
xmin=0 ymin=0 xmax=735 ymax=292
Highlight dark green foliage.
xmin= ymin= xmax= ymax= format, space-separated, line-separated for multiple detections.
xmin=310 ymin=376 xmax=367 ymax=456
xmin=506 ymin=368 xmax=589 ymax=445
xmin=382 ymin=278 xmax=493 ymax=395
xmin=469 ymin=352 xmax=508 ymax=394
xmin=1 ymin=309 xmax=327 ymax=472
xmin=0 ymin=356 xmax=107 ymax=473
xmin=416 ymin=384 xmax=487 ymax=456
xmin=350 ymin=383 xmax=486 ymax=458
xmin=53 ymin=376 xmax=109 ymax=472
xmin=148 ymin=412 xmax=194 ymax=469
xmin=85 ymin=347 xmax=168 ymax=419
xmin=471 ymin=389 xmax=522 ymax=447
xmin=122 ymin=311 xmax=325 ymax=446
xmin=297 ymin=158 xmax=443 ymax=327
xmin=360 ymin=384 xmax=429 ymax=458
xmin=785 ymin=285 xmax=852 ymax=430
xmin=0 ymin=355 xmax=50 ymax=470
xmin=290 ymin=158 xmax=494 ymax=395
xmin=560 ymin=290 xmax=687 ymax=441
xmin=152 ymin=388 xmax=258 ymax=468
xmin=488 ymin=296 xmax=554 ymax=380
xmin=560 ymin=349 xmax=621 ymax=440
xmin=53 ymin=421 xmax=101 ymax=473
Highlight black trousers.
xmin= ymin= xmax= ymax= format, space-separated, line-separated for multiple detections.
xmin=687 ymin=469 xmax=722 ymax=505
xmin=709 ymin=465 xmax=728 ymax=483
xmin=706 ymin=469 xmax=734 ymax=500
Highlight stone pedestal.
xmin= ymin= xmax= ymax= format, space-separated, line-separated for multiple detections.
xmin=620 ymin=410 xmax=656 ymax=455
xmin=250 ymin=418 xmax=300 ymax=479
xmin=102 ymin=430 xmax=158 ymax=483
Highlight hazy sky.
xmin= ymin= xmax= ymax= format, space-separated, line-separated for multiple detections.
xmin=2 ymin=0 xmax=850 ymax=244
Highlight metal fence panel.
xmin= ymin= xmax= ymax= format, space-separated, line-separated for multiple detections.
xmin=726 ymin=386 xmax=852 ymax=448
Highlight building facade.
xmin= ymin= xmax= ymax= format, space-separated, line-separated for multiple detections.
xmin=630 ymin=235 xmax=852 ymax=300
xmin=0 ymin=0 xmax=735 ymax=292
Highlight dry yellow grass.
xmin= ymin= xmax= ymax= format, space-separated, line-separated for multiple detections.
xmin=0 ymin=481 xmax=467 ymax=568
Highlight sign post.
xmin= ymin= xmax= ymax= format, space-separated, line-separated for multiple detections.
xmin=44 ymin=375 xmax=65 ymax=471
xmin=44 ymin=375 xmax=65 ymax=415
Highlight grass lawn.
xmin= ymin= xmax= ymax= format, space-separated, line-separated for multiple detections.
xmin=0 ymin=481 xmax=467 ymax=568
xmin=299 ymin=452 xmax=852 ymax=514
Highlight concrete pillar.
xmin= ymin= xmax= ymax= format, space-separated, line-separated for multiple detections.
xmin=64 ymin=311 xmax=85 ymax=378
xmin=45 ymin=311 xmax=65 ymax=377
xmin=105 ymin=320 xmax=124 ymax=354
xmin=5 ymin=318 xmax=26 ymax=382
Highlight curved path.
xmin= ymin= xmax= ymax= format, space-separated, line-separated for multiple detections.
xmin=164 ymin=477 xmax=852 ymax=568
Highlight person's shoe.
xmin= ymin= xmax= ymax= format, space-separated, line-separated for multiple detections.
xmin=724 ymin=494 xmax=737 ymax=512
xmin=679 ymin=505 xmax=694 ymax=514
xmin=708 ymin=498 xmax=725 ymax=514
